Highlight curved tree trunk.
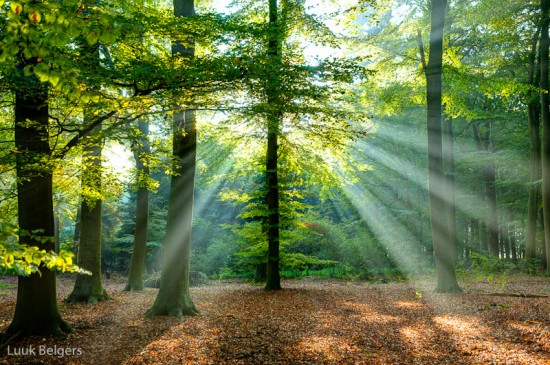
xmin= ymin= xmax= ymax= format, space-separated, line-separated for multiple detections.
xmin=146 ymin=0 xmax=198 ymax=316
xmin=66 ymin=124 xmax=110 ymax=304
xmin=7 ymin=77 xmax=72 ymax=337
xmin=425 ymin=0 xmax=461 ymax=292
xmin=264 ymin=0 xmax=283 ymax=291
xmin=125 ymin=120 xmax=151 ymax=291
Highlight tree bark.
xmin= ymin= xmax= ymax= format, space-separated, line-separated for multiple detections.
xmin=146 ymin=0 xmax=198 ymax=316
xmin=541 ymin=0 xmax=550 ymax=276
xmin=472 ymin=123 xmax=499 ymax=257
xmin=264 ymin=0 xmax=282 ymax=291
xmin=526 ymin=29 xmax=542 ymax=260
xmin=7 ymin=77 xmax=72 ymax=337
xmin=442 ymin=118 xmax=457 ymax=265
xmin=66 ymin=124 xmax=109 ymax=304
xmin=425 ymin=0 xmax=461 ymax=292
xmin=125 ymin=120 xmax=151 ymax=291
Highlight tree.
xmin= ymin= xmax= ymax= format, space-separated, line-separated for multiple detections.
xmin=526 ymin=28 xmax=542 ymax=261
xmin=264 ymin=0 xmax=283 ymax=291
xmin=540 ymin=0 xmax=550 ymax=276
xmin=146 ymin=0 xmax=199 ymax=317
xmin=66 ymin=123 xmax=110 ymax=303
xmin=424 ymin=0 xmax=462 ymax=292
xmin=6 ymin=75 xmax=73 ymax=337
xmin=125 ymin=120 xmax=151 ymax=291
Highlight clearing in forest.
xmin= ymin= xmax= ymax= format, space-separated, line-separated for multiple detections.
xmin=0 ymin=275 xmax=549 ymax=365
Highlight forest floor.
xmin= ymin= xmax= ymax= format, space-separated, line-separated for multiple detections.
xmin=0 ymin=275 xmax=549 ymax=365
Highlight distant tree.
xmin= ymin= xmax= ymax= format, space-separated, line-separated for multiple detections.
xmin=125 ymin=120 xmax=151 ymax=291
xmin=66 ymin=123 xmax=110 ymax=303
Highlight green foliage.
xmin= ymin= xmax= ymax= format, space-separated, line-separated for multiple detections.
xmin=0 ymin=242 xmax=89 ymax=276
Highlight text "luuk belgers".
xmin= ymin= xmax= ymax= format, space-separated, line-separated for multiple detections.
xmin=6 ymin=345 xmax=83 ymax=358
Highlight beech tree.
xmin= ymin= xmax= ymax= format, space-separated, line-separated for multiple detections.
xmin=145 ymin=0 xmax=199 ymax=316
xmin=424 ymin=0 xmax=461 ymax=292
xmin=540 ymin=0 xmax=550 ymax=275
xmin=125 ymin=120 xmax=151 ymax=291
xmin=264 ymin=0 xmax=283 ymax=291
xmin=66 ymin=123 xmax=110 ymax=303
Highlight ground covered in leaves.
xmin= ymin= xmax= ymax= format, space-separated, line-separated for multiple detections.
xmin=0 ymin=275 xmax=549 ymax=364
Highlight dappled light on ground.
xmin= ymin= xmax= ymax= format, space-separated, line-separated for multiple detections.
xmin=0 ymin=276 xmax=549 ymax=364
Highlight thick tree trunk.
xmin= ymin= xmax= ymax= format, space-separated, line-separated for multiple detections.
xmin=146 ymin=107 xmax=198 ymax=316
xmin=146 ymin=0 xmax=198 ymax=316
xmin=7 ymin=77 xmax=72 ymax=337
xmin=66 ymin=124 xmax=109 ymax=304
xmin=264 ymin=0 xmax=282 ymax=291
xmin=526 ymin=29 xmax=542 ymax=260
xmin=425 ymin=0 xmax=461 ymax=293
xmin=125 ymin=121 xmax=151 ymax=291
xmin=541 ymin=0 xmax=550 ymax=276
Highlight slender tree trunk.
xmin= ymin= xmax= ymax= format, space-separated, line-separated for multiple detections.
xmin=442 ymin=118 xmax=457 ymax=265
xmin=66 ymin=124 xmax=109 ymax=304
xmin=264 ymin=0 xmax=282 ymax=291
xmin=146 ymin=0 xmax=198 ymax=316
xmin=511 ymin=222 xmax=518 ymax=263
xmin=472 ymin=123 xmax=498 ymax=257
xmin=125 ymin=120 xmax=151 ymax=291
xmin=484 ymin=159 xmax=499 ymax=257
xmin=425 ymin=0 xmax=461 ymax=292
xmin=527 ymin=29 xmax=542 ymax=260
xmin=7 ymin=77 xmax=72 ymax=337
xmin=541 ymin=0 xmax=550 ymax=276
xmin=73 ymin=203 xmax=81 ymax=255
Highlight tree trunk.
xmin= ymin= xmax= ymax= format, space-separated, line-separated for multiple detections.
xmin=425 ymin=0 xmax=461 ymax=292
xmin=73 ymin=203 xmax=81 ymax=255
xmin=484 ymin=157 xmax=499 ymax=257
xmin=541 ymin=0 xmax=550 ymax=276
xmin=6 ymin=77 xmax=72 ymax=337
xmin=264 ymin=0 xmax=282 ymax=291
xmin=442 ymin=118 xmax=457 ymax=265
xmin=146 ymin=0 xmax=198 ymax=316
xmin=472 ymin=123 xmax=498 ymax=257
xmin=66 ymin=124 xmax=109 ymax=304
xmin=526 ymin=29 xmax=542 ymax=260
xmin=125 ymin=120 xmax=151 ymax=291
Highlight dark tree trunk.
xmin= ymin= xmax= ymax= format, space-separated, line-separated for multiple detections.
xmin=146 ymin=0 xmax=198 ymax=316
xmin=255 ymin=263 xmax=267 ymax=282
xmin=125 ymin=120 xmax=151 ymax=291
xmin=66 ymin=124 xmax=109 ymax=304
xmin=527 ymin=29 xmax=542 ymax=260
xmin=541 ymin=0 xmax=550 ymax=276
xmin=425 ymin=0 xmax=461 ymax=293
xmin=264 ymin=0 xmax=282 ymax=291
xmin=7 ymin=77 xmax=72 ymax=337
